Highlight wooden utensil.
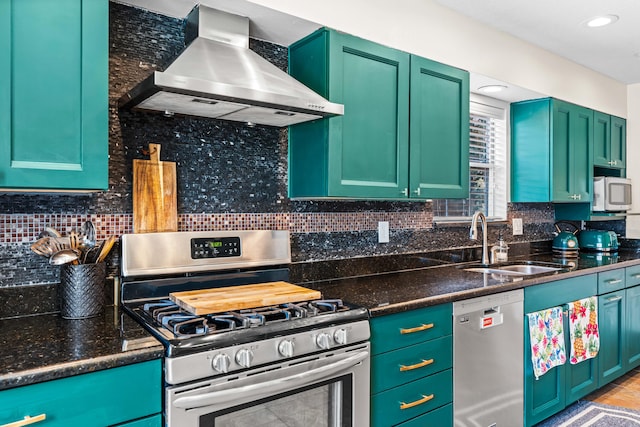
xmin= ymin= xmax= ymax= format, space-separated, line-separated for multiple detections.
xmin=95 ymin=235 xmax=117 ymax=263
xmin=169 ymin=282 xmax=322 ymax=315
xmin=133 ymin=143 xmax=178 ymax=233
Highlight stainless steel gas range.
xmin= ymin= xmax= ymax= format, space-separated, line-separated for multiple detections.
xmin=120 ymin=230 xmax=370 ymax=427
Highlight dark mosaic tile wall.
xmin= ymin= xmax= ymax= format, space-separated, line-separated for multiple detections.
xmin=0 ymin=4 xmax=558 ymax=306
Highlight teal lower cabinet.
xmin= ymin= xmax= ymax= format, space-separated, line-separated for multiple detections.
xmin=396 ymin=403 xmax=453 ymax=427
xmin=370 ymin=303 xmax=453 ymax=426
xmin=119 ymin=414 xmax=163 ymax=427
xmin=523 ymin=275 xmax=599 ymax=427
xmin=626 ymin=285 xmax=640 ymax=369
xmin=598 ymin=289 xmax=625 ymax=385
xmin=0 ymin=360 xmax=162 ymax=427
xmin=625 ymin=266 xmax=640 ymax=370
xmin=371 ymin=369 xmax=453 ymax=426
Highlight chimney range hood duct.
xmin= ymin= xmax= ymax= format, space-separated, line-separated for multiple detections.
xmin=118 ymin=5 xmax=343 ymax=127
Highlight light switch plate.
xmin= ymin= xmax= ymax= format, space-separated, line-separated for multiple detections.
xmin=378 ymin=221 xmax=390 ymax=243
xmin=512 ymin=218 xmax=523 ymax=235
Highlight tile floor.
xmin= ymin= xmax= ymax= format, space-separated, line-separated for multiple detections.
xmin=585 ymin=367 xmax=640 ymax=410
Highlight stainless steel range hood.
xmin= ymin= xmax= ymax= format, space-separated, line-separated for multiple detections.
xmin=118 ymin=5 xmax=343 ymax=127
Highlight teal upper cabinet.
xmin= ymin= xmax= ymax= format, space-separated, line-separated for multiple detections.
xmin=0 ymin=0 xmax=108 ymax=190
xmin=409 ymin=56 xmax=469 ymax=199
xmin=288 ymin=28 xmax=469 ymax=200
xmin=511 ymin=98 xmax=593 ymax=203
xmin=593 ymin=112 xmax=625 ymax=170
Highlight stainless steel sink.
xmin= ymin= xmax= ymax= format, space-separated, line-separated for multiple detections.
xmin=461 ymin=261 xmax=566 ymax=276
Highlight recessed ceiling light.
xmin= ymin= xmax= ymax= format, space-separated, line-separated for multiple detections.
xmin=585 ymin=14 xmax=619 ymax=28
xmin=477 ymin=85 xmax=508 ymax=93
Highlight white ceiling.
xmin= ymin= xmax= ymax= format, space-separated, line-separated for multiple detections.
xmin=114 ymin=0 xmax=640 ymax=102
xmin=436 ymin=0 xmax=640 ymax=85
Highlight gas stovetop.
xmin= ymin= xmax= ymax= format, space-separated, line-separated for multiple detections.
xmin=120 ymin=230 xmax=370 ymax=365
xmin=137 ymin=298 xmax=354 ymax=338
xmin=124 ymin=295 xmax=368 ymax=357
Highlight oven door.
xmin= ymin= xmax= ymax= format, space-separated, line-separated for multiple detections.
xmin=166 ymin=343 xmax=370 ymax=427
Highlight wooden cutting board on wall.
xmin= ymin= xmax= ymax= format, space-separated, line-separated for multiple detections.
xmin=169 ymin=282 xmax=322 ymax=315
xmin=133 ymin=143 xmax=178 ymax=233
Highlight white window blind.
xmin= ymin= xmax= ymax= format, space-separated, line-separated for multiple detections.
xmin=433 ymin=94 xmax=508 ymax=221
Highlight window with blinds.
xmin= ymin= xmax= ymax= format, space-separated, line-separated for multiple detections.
xmin=433 ymin=94 xmax=508 ymax=221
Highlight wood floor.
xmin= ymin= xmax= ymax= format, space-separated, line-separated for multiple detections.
xmin=585 ymin=367 xmax=640 ymax=410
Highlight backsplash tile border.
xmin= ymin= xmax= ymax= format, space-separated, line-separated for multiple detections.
xmin=1 ymin=211 xmax=434 ymax=243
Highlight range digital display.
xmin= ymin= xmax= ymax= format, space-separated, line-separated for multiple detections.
xmin=191 ymin=237 xmax=241 ymax=259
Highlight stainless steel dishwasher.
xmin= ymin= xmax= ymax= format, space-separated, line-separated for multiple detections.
xmin=453 ymin=289 xmax=524 ymax=427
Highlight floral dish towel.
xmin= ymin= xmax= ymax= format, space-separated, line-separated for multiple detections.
xmin=527 ymin=306 xmax=567 ymax=379
xmin=568 ymin=296 xmax=599 ymax=364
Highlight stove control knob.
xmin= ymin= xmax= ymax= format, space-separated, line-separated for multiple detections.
xmin=212 ymin=353 xmax=231 ymax=374
xmin=235 ymin=348 xmax=254 ymax=368
xmin=316 ymin=332 xmax=332 ymax=350
xmin=334 ymin=328 xmax=348 ymax=345
xmin=278 ymin=339 xmax=294 ymax=358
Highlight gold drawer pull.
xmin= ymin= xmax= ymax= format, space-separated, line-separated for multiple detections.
xmin=400 ymin=358 xmax=434 ymax=372
xmin=1 ymin=414 xmax=46 ymax=427
xmin=400 ymin=323 xmax=434 ymax=334
xmin=400 ymin=394 xmax=434 ymax=410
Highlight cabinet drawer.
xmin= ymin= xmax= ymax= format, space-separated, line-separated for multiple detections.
xmin=397 ymin=403 xmax=452 ymax=427
xmin=371 ymin=368 xmax=452 ymax=427
xmin=0 ymin=360 xmax=161 ymax=427
xmin=371 ymin=335 xmax=452 ymax=394
xmin=120 ymin=414 xmax=162 ymax=427
xmin=598 ymin=269 xmax=625 ymax=294
xmin=626 ymin=265 xmax=640 ymax=288
xmin=524 ymin=275 xmax=597 ymax=313
xmin=371 ymin=303 xmax=452 ymax=355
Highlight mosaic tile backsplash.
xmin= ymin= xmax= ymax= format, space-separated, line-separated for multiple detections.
xmin=0 ymin=3 xmax=560 ymax=297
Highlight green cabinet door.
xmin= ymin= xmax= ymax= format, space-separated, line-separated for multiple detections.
xmin=523 ymin=275 xmax=598 ymax=427
xmin=288 ymin=29 xmax=410 ymax=199
xmin=0 ymin=0 xmax=108 ymax=190
xmin=594 ymin=112 xmax=625 ymax=169
xmin=593 ymin=111 xmax=611 ymax=168
xmin=409 ymin=56 xmax=469 ymax=199
xmin=610 ymin=116 xmax=626 ymax=170
xmin=511 ymin=98 xmax=593 ymax=204
xmin=625 ymin=285 xmax=640 ymax=369
xmin=551 ymin=100 xmax=593 ymax=203
xmin=0 ymin=360 xmax=161 ymax=427
xmin=598 ymin=290 xmax=626 ymax=385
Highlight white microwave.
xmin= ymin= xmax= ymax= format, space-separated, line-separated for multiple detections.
xmin=593 ymin=176 xmax=632 ymax=212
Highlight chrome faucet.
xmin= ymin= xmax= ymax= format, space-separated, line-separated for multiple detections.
xmin=470 ymin=211 xmax=490 ymax=265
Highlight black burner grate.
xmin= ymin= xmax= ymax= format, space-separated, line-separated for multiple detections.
xmin=138 ymin=298 xmax=348 ymax=338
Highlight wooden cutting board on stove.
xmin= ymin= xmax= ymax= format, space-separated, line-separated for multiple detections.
xmin=133 ymin=143 xmax=178 ymax=233
xmin=169 ymin=281 xmax=322 ymax=315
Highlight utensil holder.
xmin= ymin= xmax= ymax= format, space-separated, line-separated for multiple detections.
xmin=59 ymin=262 xmax=106 ymax=319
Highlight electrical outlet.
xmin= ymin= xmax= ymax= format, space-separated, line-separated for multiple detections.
xmin=378 ymin=221 xmax=390 ymax=243
xmin=512 ymin=218 xmax=523 ymax=236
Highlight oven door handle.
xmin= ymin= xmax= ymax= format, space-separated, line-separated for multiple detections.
xmin=173 ymin=350 xmax=369 ymax=410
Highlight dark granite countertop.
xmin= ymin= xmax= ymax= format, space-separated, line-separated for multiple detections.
xmin=302 ymin=249 xmax=640 ymax=317
xmin=0 ymin=306 xmax=164 ymax=391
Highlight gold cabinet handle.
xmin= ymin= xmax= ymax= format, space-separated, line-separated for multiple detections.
xmin=1 ymin=415 xmax=46 ymax=427
xmin=400 ymin=323 xmax=434 ymax=334
xmin=400 ymin=358 xmax=434 ymax=372
xmin=400 ymin=394 xmax=434 ymax=410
